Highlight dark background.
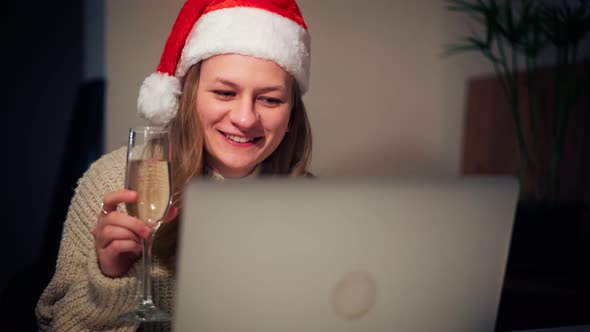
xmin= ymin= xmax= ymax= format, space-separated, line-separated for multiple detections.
xmin=1 ymin=0 xmax=104 ymax=329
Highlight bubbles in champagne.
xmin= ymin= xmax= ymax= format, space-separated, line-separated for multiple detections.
xmin=125 ymin=160 xmax=171 ymax=226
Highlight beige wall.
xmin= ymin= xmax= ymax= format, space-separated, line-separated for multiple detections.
xmin=105 ymin=0 xmax=493 ymax=176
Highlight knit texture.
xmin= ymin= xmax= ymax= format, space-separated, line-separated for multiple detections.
xmin=36 ymin=147 xmax=174 ymax=332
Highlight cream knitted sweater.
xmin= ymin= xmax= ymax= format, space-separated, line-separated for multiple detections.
xmin=36 ymin=147 xmax=174 ymax=332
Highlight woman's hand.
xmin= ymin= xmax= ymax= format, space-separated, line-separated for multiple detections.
xmin=92 ymin=190 xmax=178 ymax=278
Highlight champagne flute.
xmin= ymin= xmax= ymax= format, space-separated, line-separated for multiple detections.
xmin=119 ymin=126 xmax=172 ymax=322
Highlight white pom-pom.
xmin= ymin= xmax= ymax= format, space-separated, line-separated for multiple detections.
xmin=137 ymin=72 xmax=181 ymax=125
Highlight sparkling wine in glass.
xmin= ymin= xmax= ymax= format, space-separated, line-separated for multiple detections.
xmin=119 ymin=126 xmax=172 ymax=322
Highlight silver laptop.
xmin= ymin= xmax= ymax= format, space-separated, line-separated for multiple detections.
xmin=174 ymin=176 xmax=519 ymax=331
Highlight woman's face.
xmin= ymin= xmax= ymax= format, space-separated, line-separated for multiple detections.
xmin=195 ymin=54 xmax=293 ymax=178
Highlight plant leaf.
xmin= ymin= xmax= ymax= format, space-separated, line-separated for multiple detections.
xmin=441 ymin=43 xmax=482 ymax=57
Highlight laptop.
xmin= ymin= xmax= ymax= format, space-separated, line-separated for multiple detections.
xmin=174 ymin=176 xmax=519 ymax=331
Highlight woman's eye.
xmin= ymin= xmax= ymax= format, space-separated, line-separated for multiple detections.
xmin=259 ymin=97 xmax=283 ymax=106
xmin=213 ymin=90 xmax=235 ymax=99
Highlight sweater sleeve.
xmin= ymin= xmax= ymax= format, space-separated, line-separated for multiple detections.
xmin=36 ymin=148 xmax=141 ymax=332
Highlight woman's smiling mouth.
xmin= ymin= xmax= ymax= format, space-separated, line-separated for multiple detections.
xmin=218 ymin=130 xmax=261 ymax=145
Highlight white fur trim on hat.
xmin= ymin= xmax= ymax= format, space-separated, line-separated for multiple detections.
xmin=137 ymin=72 xmax=182 ymax=125
xmin=177 ymin=7 xmax=311 ymax=93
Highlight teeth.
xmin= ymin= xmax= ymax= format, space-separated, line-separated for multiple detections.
xmin=225 ymin=134 xmax=254 ymax=143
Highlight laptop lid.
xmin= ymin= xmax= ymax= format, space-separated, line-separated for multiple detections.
xmin=174 ymin=176 xmax=519 ymax=331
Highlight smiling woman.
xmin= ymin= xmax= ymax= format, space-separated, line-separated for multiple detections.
xmin=197 ymin=55 xmax=294 ymax=178
xmin=36 ymin=0 xmax=313 ymax=331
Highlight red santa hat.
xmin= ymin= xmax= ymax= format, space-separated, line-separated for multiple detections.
xmin=137 ymin=0 xmax=311 ymax=125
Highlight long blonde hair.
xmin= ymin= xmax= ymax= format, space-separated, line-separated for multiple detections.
xmin=153 ymin=63 xmax=313 ymax=265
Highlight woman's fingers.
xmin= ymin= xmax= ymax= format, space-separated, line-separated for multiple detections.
xmin=96 ymin=224 xmax=141 ymax=249
xmin=101 ymin=190 xmax=137 ymax=214
xmin=107 ymin=240 xmax=142 ymax=255
xmin=94 ymin=189 xmax=148 ymax=278
xmin=163 ymin=205 xmax=179 ymax=224
xmin=98 ymin=239 xmax=143 ymax=278
xmin=100 ymin=212 xmax=151 ymax=239
xmin=94 ymin=191 xmax=177 ymax=275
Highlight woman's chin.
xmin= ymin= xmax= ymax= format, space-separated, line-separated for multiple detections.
xmin=213 ymin=161 xmax=259 ymax=178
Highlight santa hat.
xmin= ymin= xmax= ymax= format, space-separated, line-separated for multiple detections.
xmin=137 ymin=0 xmax=311 ymax=125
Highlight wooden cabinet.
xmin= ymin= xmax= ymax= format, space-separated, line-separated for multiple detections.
xmin=461 ymin=64 xmax=590 ymax=203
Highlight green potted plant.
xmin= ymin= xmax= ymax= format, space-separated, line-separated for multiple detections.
xmin=445 ymin=0 xmax=590 ymax=276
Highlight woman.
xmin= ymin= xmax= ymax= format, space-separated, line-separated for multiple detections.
xmin=36 ymin=0 xmax=312 ymax=330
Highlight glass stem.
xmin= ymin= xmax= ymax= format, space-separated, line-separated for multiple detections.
xmin=139 ymin=230 xmax=156 ymax=308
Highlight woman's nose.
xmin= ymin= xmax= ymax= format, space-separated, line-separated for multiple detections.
xmin=229 ymin=97 xmax=259 ymax=129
